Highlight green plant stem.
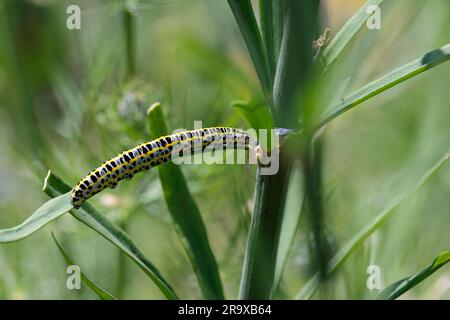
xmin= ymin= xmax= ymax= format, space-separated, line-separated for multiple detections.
xmin=239 ymin=153 xmax=294 ymax=299
xmin=238 ymin=0 xmax=320 ymax=300
xmin=301 ymin=136 xmax=331 ymax=279
xmin=123 ymin=6 xmax=135 ymax=77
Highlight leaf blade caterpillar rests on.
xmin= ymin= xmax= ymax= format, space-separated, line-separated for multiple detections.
xmin=71 ymin=127 xmax=251 ymax=209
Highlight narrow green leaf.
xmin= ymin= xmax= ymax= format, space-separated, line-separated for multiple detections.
xmin=51 ymin=232 xmax=116 ymax=300
xmin=296 ymin=152 xmax=450 ymax=299
xmin=259 ymin=0 xmax=283 ymax=79
xmin=43 ymin=172 xmax=179 ymax=300
xmin=0 ymin=191 xmax=72 ymax=243
xmin=147 ymin=102 xmax=224 ymax=300
xmin=319 ymin=44 xmax=450 ymax=128
xmin=322 ymin=0 xmax=385 ymax=69
xmin=232 ymin=99 xmax=274 ymax=131
xmin=378 ymin=251 xmax=450 ymax=300
xmin=227 ymin=0 xmax=272 ymax=96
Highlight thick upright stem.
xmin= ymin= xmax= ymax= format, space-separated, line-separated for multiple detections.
xmin=239 ymin=154 xmax=294 ymax=299
xmin=301 ymin=136 xmax=330 ymax=279
xmin=238 ymin=0 xmax=320 ymax=299
xmin=123 ymin=7 xmax=135 ymax=77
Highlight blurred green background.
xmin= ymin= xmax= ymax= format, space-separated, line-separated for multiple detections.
xmin=0 ymin=0 xmax=449 ymax=299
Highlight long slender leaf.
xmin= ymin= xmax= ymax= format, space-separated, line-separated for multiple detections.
xmin=378 ymin=251 xmax=450 ymax=300
xmin=318 ymin=44 xmax=450 ymax=128
xmin=322 ymin=0 xmax=386 ymax=70
xmin=0 ymin=193 xmax=72 ymax=243
xmin=227 ymin=0 xmax=272 ymax=97
xmin=259 ymin=0 xmax=283 ymax=79
xmin=296 ymin=152 xmax=450 ymax=299
xmin=51 ymin=232 xmax=116 ymax=300
xmin=43 ymin=172 xmax=178 ymax=300
xmin=147 ymin=102 xmax=224 ymax=300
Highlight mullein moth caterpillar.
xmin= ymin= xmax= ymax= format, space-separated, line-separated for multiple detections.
xmin=71 ymin=127 xmax=251 ymax=208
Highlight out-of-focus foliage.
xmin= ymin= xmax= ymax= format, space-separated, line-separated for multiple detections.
xmin=0 ymin=0 xmax=448 ymax=299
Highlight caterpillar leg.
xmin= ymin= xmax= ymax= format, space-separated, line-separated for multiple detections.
xmin=108 ymin=181 xmax=118 ymax=189
xmin=71 ymin=195 xmax=83 ymax=209
xmin=125 ymin=173 xmax=134 ymax=180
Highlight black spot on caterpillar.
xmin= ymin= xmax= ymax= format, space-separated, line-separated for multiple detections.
xmin=71 ymin=127 xmax=251 ymax=209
